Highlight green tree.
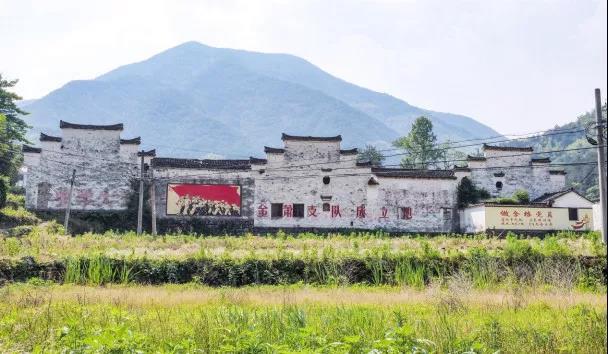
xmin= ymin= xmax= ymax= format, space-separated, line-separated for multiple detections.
xmin=0 ymin=75 xmax=29 ymax=179
xmin=457 ymin=176 xmax=490 ymax=207
xmin=357 ymin=144 xmax=385 ymax=166
xmin=393 ymin=116 xmax=445 ymax=169
xmin=0 ymin=75 xmax=29 ymax=144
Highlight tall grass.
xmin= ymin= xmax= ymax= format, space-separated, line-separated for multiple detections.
xmin=0 ymin=284 xmax=605 ymax=353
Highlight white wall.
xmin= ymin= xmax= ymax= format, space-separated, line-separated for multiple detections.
xmin=551 ymin=192 xmax=594 ymax=208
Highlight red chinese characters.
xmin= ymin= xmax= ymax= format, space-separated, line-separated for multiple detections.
xmin=500 ymin=210 xmax=509 ymax=217
xmin=257 ymin=203 xmax=268 ymax=217
xmin=307 ymin=205 xmax=318 ymax=217
xmin=380 ymin=207 xmax=389 ymax=219
xmin=331 ymin=205 xmax=341 ymax=218
xmin=283 ymin=204 xmax=293 ymax=218
xmin=356 ymin=205 xmax=366 ymax=218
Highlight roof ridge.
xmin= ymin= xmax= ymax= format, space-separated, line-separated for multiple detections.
xmin=60 ymin=120 xmax=124 ymax=131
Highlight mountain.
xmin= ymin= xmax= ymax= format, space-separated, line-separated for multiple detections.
xmin=22 ymin=41 xmax=499 ymax=158
xmin=504 ymin=104 xmax=606 ymax=200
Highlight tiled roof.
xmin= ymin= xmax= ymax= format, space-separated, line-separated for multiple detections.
xmin=371 ymin=167 xmax=456 ymax=179
xmin=531 ymin=157 xmax=551 ymax=163
xmin=356 ymin=161 xmax=373 ymax=167
xmin=549 ymin=170 xmax=567 ymax=175
xmin=249 ymin=157 xmax=268 ymax=165
xmin=453 ymin=165 xmax=471 ymax=172
xmin=467 ymin=155 xmax=486 ymax=161
xmin=532 ymin=188 xmax=590 ymax=205
xmin=281 ymin=133 xmax=342 ymax=142
xmin=120 ymin=137 xmax=141 ymax=145
xmin=60 ymin=120 xmax=123 ymax=131
xmin=137 ymin=149 xmax=156 ymax=157
xmin=152 ymin=157 xmax=251 ymax=170
xmin=22 ymin=145 xmax=41 ymax=153
xmin=40 ymin=133 xmax=62 ymax=142
xmin=339 ymin=148 xmax=358 ymax=155
xmin=264 ymin=146 xmax=285 ymax=153
xmin=482 ymin=144 xmax=533 ymax=152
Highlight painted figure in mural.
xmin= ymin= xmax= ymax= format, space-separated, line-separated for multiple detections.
xmin=168 ymin=184 xmax=242 ymax=217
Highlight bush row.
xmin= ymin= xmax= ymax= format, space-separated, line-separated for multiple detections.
xmin=1 ymin=253 xmax=605 ymax=288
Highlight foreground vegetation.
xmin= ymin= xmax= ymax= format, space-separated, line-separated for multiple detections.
xmin=0 ymin=283 xmax=605 ymax=353
xmin=0 ymin=224 xmax=604 ymax=290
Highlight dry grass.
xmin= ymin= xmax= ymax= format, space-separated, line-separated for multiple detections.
xmin=3 ymin=283 xmax=605 ymax=310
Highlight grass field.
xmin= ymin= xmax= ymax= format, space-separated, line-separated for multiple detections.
xmin=1 ymin=202 xmax=607 ymax=353
xmin=0 ymin=283 xmax=605 ymax=353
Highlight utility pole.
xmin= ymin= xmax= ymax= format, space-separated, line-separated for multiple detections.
xmin=594 ymin=88 xmax=607 ymax=243
xmin=64 ymin=169 xmax=76 ymax=235
xmin=150 ymin=167 xmax=157 ymax=235
xmin=137 ymin=151 xmax=145 ymax=235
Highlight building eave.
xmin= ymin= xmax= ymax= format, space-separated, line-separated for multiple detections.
xmin=60 ymin=120 xmax=124 ymax=131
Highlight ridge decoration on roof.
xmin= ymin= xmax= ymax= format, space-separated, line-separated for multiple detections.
xmin=531 ymin=157 xmax=551 ymax=163
xmin=120 ymin=137 xmax=141 ymax=145
xmin=482 ymin=144 xmax=533 ymax=152
xmin=22 ymin=145 xmax=41 ymax=153
xmin=249 ymin=157 xmax=268 ymax=165
xmin=152 ymin=157 xmax=251 ymax=170
xmin=339 ymin=148 xmax=358 ymax=155
xmin=40 ymin=133 xmax=62 ymax=142
xmin=60 ymin=120 xmax=124 ymax=131
xmin=264 ymin=146 xmax=285 ymax=153
xmin=549 ymin=170 xmax=567 ymax=175
xmin=371 ymin=167 xmax=456 ymax=179
xmin=137 ymin=149 xmax=156 ymax=157
xmin=466 ymin=155 xmax=486 ymax=161
xmin=281 ymin=133 xmax=342 ymax=142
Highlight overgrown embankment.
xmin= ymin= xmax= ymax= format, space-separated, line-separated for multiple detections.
xmin=1 ymin=225 xmax=605 ymax=288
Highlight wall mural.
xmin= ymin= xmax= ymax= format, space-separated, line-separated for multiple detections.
xmin=167 ymin=184 xmax=241 ymax=216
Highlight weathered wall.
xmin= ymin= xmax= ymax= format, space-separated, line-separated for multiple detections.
xmin=254 ymin=139 xmax=459 ymax=232
xmin=24 ymin=128 xmax=138 ymax=211
xmin=468 ymin=154 xmax=564 ymax=200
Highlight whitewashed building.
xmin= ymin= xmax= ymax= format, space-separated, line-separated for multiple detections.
xmin=463 ymin=144 xmax=566 ymax=199
xmin=22 ymin=121 xmax=144 ymax=210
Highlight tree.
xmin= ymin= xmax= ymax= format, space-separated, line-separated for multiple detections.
xmin=0 ymin=75 xmax=28 ymax=179
xmin=393 ymin=116 xmax=445 ymax=169
xmin=357 ymin=145 xmax=385 ymax=166
xmin=457 ymin=177 xmax=490 ymax=208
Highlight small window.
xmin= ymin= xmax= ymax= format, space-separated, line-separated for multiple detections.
xmin=323 ymin=176 xmax=331 ymax=185
xmin=322 ymin=202 xmax=330 ymax=212
xmin=568 ymin=208 xmax=578 ymax=221
xmin=293 ymin=204 xmax=305 ymax=218
xmin=495 ymin=181 xmax=503 ymax=190
xmin=271 ymin=203 xmax=283 ymax=218
xmin=398 ymin=207 xmax=412 ymax=220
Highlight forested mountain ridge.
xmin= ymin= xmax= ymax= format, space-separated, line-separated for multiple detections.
xmin=505 ymin=104 xmax=607 ymax=200
xmin=21 ymin=41 xmax=499 ymax=158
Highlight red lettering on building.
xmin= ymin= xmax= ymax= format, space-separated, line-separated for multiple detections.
xmin=283 ymin=204 xmax=293 ymax=218
xmin=257 ymin=203 xmax=268 ymax=217
xmin=307 ymin=205 xmax=318 ymax=217
xmin=356 ymin=205 xmax=366 ymax=218
xmin=331 ymin=205 xmax=341 ymax=218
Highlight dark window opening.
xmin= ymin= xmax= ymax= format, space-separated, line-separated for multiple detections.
xmin=323 ymin=176 xmax=331 ymax=185
xmin=568 ymin=208 xmax=578 ymax=221
xmin=495 ymin=181 xmax=503 ymax=190
xmin=293 ymin=204 xmax=305 ymax=218
xmin=271 ymin=203 xmax=283 ymax=218
xmin=322 ymin=203 xmax=330 ymax=212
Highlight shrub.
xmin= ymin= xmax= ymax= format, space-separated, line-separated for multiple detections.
xmin=513 ymin=189 xmax=530 ymax=204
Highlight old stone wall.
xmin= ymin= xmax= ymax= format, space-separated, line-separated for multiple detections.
xmin=24 ymin=128 xmax=139 ymax=211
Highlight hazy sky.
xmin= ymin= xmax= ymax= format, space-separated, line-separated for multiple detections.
xmin=1 ymin=0 xmax=606 ymax=133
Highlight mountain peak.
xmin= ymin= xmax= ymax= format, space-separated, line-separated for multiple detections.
xmin=25 ymin=43 xmax=499 ymax=158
